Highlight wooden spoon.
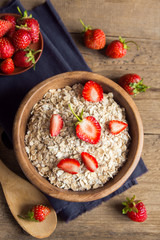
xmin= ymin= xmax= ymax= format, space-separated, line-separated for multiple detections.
xmin=0 ymin=159 xmax=57 ymax=239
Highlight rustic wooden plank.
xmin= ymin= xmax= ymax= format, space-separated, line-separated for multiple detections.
xmin=1 ymin=0 xmax=160 ymax=40
xmin=50 ymin=0 xmax=160 ymax=40
xmin=0 ymin=0 xmax=159 ymax=239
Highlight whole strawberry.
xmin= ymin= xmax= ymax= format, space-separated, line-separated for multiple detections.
xmin=1 ymin=15 xmax=16 ymax=38
xmin=122 ymin=195 xmax=147 ymax=222
xmin=0 ymin=18 xmax=12 ymax=37
xmin=0 ymin=58 xmax=14 ymax=74
xmin=80 ymin=19 xmax=106 ymax=50
xmin=18 ymin=204 xmax=51 ymax=222
xmin=17 ymin=7 xmax=40 ymax=43
xmin=105 ymin=36 xmax=138 ymax=58
xmin=118 ymin=73 xmax=149 ymax=95
xmin=0 ymin=37 xmax=15 ymax=59
xmin=12 ymin=29 xmax=32 ymax=50
xmin=13 ymin=48 xmax=41 ymax=69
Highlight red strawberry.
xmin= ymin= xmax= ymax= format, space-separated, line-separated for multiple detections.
xmin=69 ymin=104 xmax=101 ymax=144
xmin=81 ymin=152 xmax=98 ymax=172
xmin=1 ymin=15 xmax=16 ymax=38
xmin=18 ymin=204 xmax=51 ymax=222
xmin=57 ymin=158 xmax=80 ymax=174
xmin=105 ymin=36 xmax=138 ymax=58
xmin=12 ymin=29 xmax=31 ymax=50
xmin=80 ymin=19 xmax=106 ymax=50
xmin=13 ymin=48 xmax=41 ymax=68
xmin=108 ymin=120 xmax=128 ymax=135
xmin=0 ymin=37 xmax=15 ymax=59
xmin=118 ymin=73 xmax=149 ymax=95
xmin=82 ymin=80 xmax=103 ymax=102
xmin=0 ymin=58 xmax=14 ymax=74
xmin=17 ymin=7 xmax=40 ymax=43
xmin=50 ymin=114 xmax=63 ymax=137
xmin=0 ymin=18 xmax=12 ymax=37
xmin=122 ymin=195 xmax=147 ymax=222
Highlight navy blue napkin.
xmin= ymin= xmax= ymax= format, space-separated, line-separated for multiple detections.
xmin=0 ymin=0 xmax=147 ymax=222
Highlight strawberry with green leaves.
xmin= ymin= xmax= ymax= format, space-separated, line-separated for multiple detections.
xmin=0 ymin=58 xmax=14 ymax=74
xmin=18 ymin=204 xmax=51 ymax=222
xmin=106 ymin=36 xmax=139 ymax=58
xmin=17 ymin=7 xmax=40 ymax=43
xmin=13 ymin=48 xmax=41 ymax=69
xmin=80 ymin=19 xmax=106 ymax=50
xmin=122 ymin=195 xmax=147 ymax=222
xmin=118 ymin=73 xmax=149 ymax=95
xmin=69 ymin=104 xmax=101 ymax=144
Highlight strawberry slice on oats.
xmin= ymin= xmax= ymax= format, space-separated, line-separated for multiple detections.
xmin=57 ymin=158 xmax=80 ymax=174
xmin=50 ymin=114 xmax=63 ymax=137
xmin=81 ymin=152 xmax=98 ymax=172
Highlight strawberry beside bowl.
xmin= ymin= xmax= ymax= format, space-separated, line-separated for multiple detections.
xmin=0 ymin=13 xmax=43 ymax=75
xmin=13 ymin=71 xmax=144 ymax=202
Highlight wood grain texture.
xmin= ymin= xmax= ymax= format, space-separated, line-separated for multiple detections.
xmin=0 ymin=159 xmax=57 ymax=239
xmin=0 ymin=0 xmax=160 ymax=239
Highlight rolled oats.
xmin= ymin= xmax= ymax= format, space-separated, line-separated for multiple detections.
xmin=25 ymin=83 xmax=130 ymax=191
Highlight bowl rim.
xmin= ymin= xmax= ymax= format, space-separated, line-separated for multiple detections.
xmin=0 ymin=13 xmax=43 ymax=76
xmin=13 ymin=71 xmax=144 ymax=202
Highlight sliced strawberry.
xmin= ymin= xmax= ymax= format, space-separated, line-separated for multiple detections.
xmin=108 ymin=120 xmax=128 ymax=135
xmin=76 ymin=116 xmax=101 ymax=144
xmin=82 ymin=80 xmax=103 ymax=102
xmin=50 ymin=114 xmax=63 ymax=137
xmin=81 ymin=152 xmax=98 ymax=172
xmin=69 ymin=104 xmax=101 ymax=144
xmin=57 ymin=158 xmax=80 ymax=174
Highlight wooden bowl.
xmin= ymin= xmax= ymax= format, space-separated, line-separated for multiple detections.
xmin=13 ymin=71 xmax=144 ymax=202
xmin=0 ymin=13 xmax=43 ymax=75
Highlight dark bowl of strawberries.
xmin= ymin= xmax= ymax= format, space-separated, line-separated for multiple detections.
xmin=13 ymin=71 xmax=144 ymax=202
xmin=0 ymin=7 xmax=43 ymax=75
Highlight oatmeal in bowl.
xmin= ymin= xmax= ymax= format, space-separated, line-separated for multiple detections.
xmin=13 ymin=71 xmax=144 ymax=201
xmin=25 ymin=83 xmax=130 ymax=191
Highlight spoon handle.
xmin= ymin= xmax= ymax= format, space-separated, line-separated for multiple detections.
xmin=0 ymin=159 xmax=16 ymax=185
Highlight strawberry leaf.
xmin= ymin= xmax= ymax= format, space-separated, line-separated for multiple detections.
xmin=130 ymin=79 xmax=150 ymax=95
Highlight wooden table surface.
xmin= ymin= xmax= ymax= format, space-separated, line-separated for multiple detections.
xmin=0 ymin=0 xmax=160 ymax=239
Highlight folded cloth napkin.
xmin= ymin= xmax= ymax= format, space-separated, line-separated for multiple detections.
xmin=0 ymin=0 xmax=148 ymax=222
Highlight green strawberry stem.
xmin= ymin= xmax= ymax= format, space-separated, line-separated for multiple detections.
xmin=16 ymin=23 xmax=31 ymax=30
xmin=69 ymin=104 xmax=83 ymax=122
xmin=130 ymin=79 xmax=150 ymax=95
xmin=119 ymin=36 xmax=139 ymax=50
xmin=17 ymin=212 xmax=39 ymax=222
xmin=122 ymin=195 xmax=141 ymax=214
xmin=17 ymin=6 xmax=32 ymax=19
xmin=125 ymin=40 xmax=139 ymax=50
xmin=24 ymin=48 xmax=42 ymax=70
xmin=80 ymin=19 xmax=92 ymax=32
